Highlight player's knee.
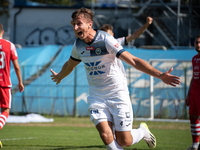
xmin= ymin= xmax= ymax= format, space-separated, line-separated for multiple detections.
xmin=117 ymin=138 xmax=132 ymax=147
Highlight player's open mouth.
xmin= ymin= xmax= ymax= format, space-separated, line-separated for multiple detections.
xmin=77 ymin=31 xmax=83 ymax=37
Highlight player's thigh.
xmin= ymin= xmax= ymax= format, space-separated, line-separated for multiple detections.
xmin=194 ymin=93 xmax=200 ymax=115
xmin=110 ymin=96 xmax=133 ymax=132
xmin=87 ymin=96 xmax=113 ymax=126
xmin=0 ymin=87 xmax=11 ymax=109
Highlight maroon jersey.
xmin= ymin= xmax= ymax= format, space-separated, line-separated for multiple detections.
xmin=191 ymin=54 xmax=200 ymax=93
xmin=0 ymin=38 xmax=18 ymax=87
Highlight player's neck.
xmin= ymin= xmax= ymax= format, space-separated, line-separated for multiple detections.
xmin=84 ymin=29 xmax=96 ymax=44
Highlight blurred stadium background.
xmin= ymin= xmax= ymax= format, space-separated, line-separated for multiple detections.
xmin=1 ymin=0 xmax=200 ymax=121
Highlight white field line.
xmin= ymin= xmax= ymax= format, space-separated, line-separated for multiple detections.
xmin=2 ymin=137 xmax=36 ymax=141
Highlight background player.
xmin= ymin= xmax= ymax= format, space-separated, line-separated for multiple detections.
xmin=0 ymin=23 xmax=24 ymax=148
xmin=185 ymin=34 xmax=200 ymax=150
xmin=51 ymin=7 xmax=181 ymax=150
xmin=100 ymin=16 xmax=153 ymax=46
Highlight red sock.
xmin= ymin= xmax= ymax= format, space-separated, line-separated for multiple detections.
xmin=190 ymin=116 xmax=200 ymax=143
xmin=0 ymin=111 xmax=9 ymax=130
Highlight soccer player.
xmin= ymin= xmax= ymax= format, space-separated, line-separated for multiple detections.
xmin=100 ymin=16 xmax=153 ymax=46
xmin=0 ymin=24 xmax=24 ymax=148
xmin=185 ymin=35 xmax=200 ymax=150
xmin=50 ymin=7 xmax=181 ymax=150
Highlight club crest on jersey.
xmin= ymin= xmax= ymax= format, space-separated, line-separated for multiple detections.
xmin=86 ymin=46 xmax=94 ymax=50
xmin=126 ymin=112 xmax=130 ymax=118
xmin=95 ymin=48 xmax=101 ymax=55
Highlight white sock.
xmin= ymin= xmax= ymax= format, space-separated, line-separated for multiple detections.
xmin=192 ymin=142 xmax=199 ymax=149
xmin=131 ymin=128 xmax=144 ymax=145
xmin=106 ymin=139 xmax=124 ymax=150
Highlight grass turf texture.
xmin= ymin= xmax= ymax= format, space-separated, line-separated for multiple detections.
xmin=0 ymin=117 xmax=191 ymax=150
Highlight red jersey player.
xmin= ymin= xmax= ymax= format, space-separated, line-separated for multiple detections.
xmin=185 ymin=35 xmax=200 ymax=150
xmin=0 ymin=24 xmax=24 ymax=148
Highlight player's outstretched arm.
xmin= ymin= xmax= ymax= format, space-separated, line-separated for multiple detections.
xmin=12 ymin=59 xmax=24 ymax=92
xmin=50 ymin=57 xmax=80 ymax=85
xmin=119 ymin=51 xmax=181 ymax=87
xmin=160 ymin=68 xmax=181 ymax=87
xmin=126 ymin=16 xmax=153 ymax=43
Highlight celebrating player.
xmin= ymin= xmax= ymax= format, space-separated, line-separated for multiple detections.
xmin=185 ymin=35 xmax=200 ymax=150
xmin=51 ymin=7 xmax=181 ymax=150
xmin=0 ymin=23 xmax=24 ymax=148
xmin=100 ymin=16 xmax=153 ymax=46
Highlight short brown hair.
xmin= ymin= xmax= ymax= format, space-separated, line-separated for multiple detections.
xmin=195 ymin=34 xmax=200 ymax=40
xmin=100 ymin=24 xmax=113 ymax=32
xmin=195 ymin=34 xmax=200 ymax=43
xmin=71 ymin=7 xmax=94 ymax=22
xmin=0 ymin=24 xmax=3 ymax=33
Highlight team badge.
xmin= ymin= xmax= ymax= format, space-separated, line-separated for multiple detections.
xmin=126 ymin=112 xmax=130 ymax=118
xmin=95 ymin=48 xmax=101 ymax=55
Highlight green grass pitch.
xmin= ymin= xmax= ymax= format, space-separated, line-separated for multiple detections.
xmin=0 ymin=117 xmax=192 ymax=150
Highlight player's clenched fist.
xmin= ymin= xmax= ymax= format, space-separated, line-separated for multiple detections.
xmin=147 ymin=16 xmax=153 ymax=25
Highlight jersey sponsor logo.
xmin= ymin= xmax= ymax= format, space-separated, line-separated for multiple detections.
xmin=114 ymin=43 xmax=120 ymax=48
xmin=0 ymin=45 xmax=2 ymax=49
xmin=85 ymin=61 xmax=105 ymax=75
xmin=194 ymin=65 xmax=199 ymax=70
xmin=90 ymin=109 xmax=99 ymax=114
xmin=86 ymin=46 xmax=94 ymax=50
xmin=194 ymin=58 xmax=200 ymax=63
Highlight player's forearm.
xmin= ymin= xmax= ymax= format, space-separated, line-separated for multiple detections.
xmin=134 ymin=23 xmax=149 ymax=37
xmin=57 ymin=68 xmax=73 ymax=81
xmin=133 ymin=57 xmax=162 ymax=79
xmin=119 ymin=52 xmax=162 ymax=79
xmin=186 ymin=78 xmax=193 ymax=97
xmin=126 ymin=23 xmax=149 ymax=43
xmin=57 ymin=61 xmax=74 ymax=80
xmin=14 ymin=67 xmax=23 ymax=84
xmin=12 ymin=60 xmax=23 ymax=84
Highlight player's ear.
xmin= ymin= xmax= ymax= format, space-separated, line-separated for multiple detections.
xmin=88 ymin=21 xmax=93 ymax=29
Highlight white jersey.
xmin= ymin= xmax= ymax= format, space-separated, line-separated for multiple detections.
xmin=71 ymin=30 xmax=129 ymax=98
xmin=116 ymin=37 xmax=126 ymax=46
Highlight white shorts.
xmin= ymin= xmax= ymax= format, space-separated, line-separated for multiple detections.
xmin=87 ymin=94 xmax=133 ymax=132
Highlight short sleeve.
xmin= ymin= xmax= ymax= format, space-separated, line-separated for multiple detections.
xmin=105 ymin=35 xmax=125 ymax=58
xmin=70 ymin=41 xmax=81 ymax=61
xmin=10 ymin=43 xmax=18 ymax=60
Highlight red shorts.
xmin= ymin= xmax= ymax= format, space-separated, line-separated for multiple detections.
xmin=0 ymin=87 xmax=12 ymax=108
xmin=189 ymin=92 xmax=200 ymax=115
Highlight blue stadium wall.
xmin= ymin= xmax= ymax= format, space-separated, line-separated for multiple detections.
xmin=10 ymin=45 xmax=196 ymax=119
